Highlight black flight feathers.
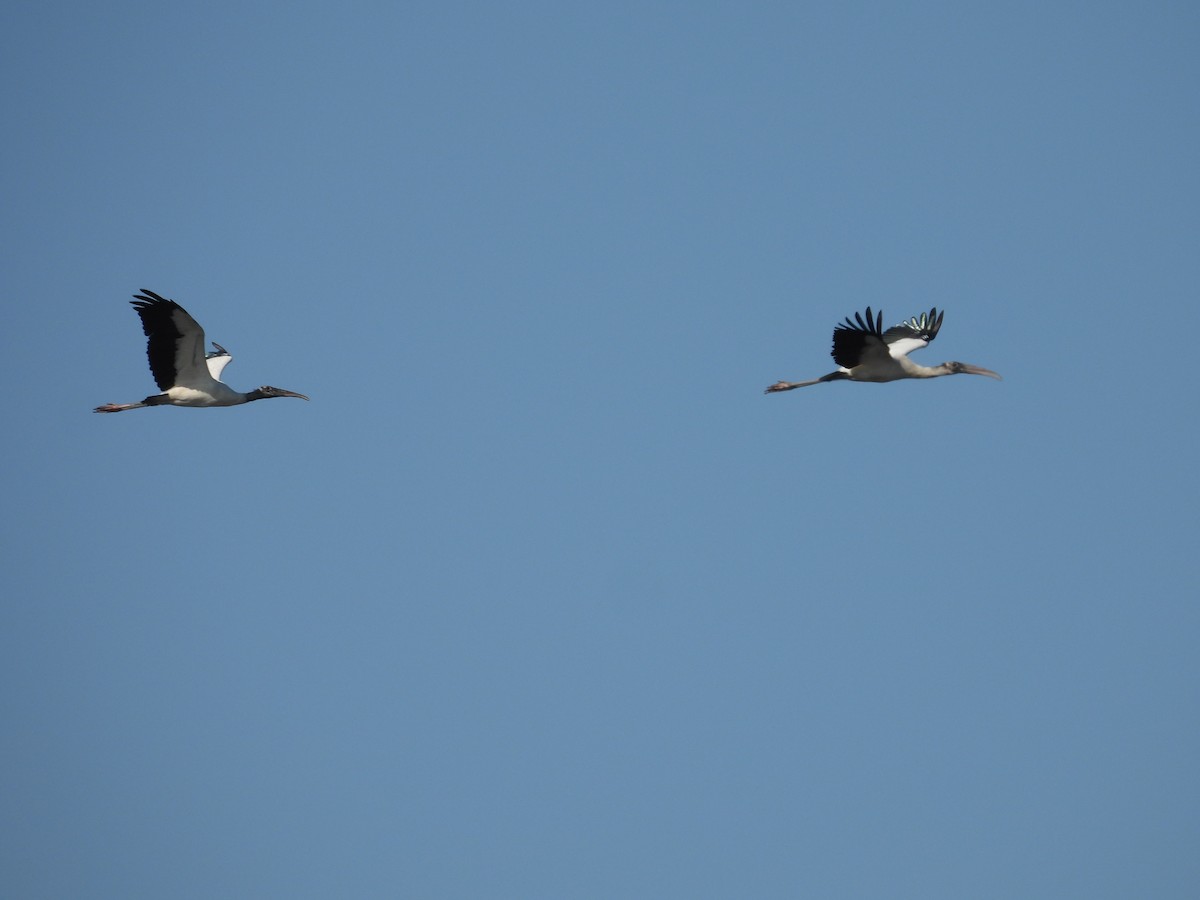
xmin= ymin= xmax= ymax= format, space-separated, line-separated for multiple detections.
xmin=885 ymin=307 xmax=944 ymax=345
xmin=832 ymin=306 xmax=943 ymax=345
xmin=834 ymin=307 xmax=884 ymax=338
xmin=129 ymin=289 xmax=195 ymax=391
xmin=830 ymin=306 xmax=943 ymax=368
xmin=833 ymin=306 xmax=943 ymax=339
xmin=130 ymin=290 xmax=186 ymax=337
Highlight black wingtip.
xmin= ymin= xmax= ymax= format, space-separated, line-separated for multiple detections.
xmin=836 ymin=307 xmax=886 ymax=336
xmin=132 ymin=289 xmax=172 ymax=306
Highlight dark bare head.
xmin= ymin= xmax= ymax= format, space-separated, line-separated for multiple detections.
xmin=945 ymin=361 xmax=1002 ymax=380
xmin=246 ymin=385 xmax=310 ymax=402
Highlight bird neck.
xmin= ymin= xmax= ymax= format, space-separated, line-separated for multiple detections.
xmin=898 ymin=358 xmax=951 ymax=379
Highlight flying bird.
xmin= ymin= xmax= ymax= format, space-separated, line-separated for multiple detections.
xmin=764 ymin=307 xmax=1001 ymax=393
xmin=94 ymin=290 xmax=309 ymax=413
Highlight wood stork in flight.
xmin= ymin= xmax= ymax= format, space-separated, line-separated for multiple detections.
xmin=765 ymin=307 xmax=1001 ymax=393
xmin=94 ymin=290 xmax=309 ymax=413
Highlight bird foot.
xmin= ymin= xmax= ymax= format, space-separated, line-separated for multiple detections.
xmin=94 ymin=403 xmax=124 ymax=413
xmin=764 ymin=381 xmax=797 ymax=394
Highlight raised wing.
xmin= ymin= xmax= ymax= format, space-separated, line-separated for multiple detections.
xmin=831 ymin=307 xmax=892 ymax=370
xmin=205 ymin=342 xmax=232 ymax=381
xmin=130 ymin=290 xmax=209 ymax=390
xmin=883 ymin=307 xmax=943 ymax=360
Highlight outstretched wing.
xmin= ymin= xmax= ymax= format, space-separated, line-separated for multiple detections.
xmin=205 ymin=342 xmax=232 ymax=382
xmin=883 ymin=307 xmax=943 ymax=360
xmin=130 ymin=290 xmax=209 ymax=390
xmin=831 ymin=307 xmax=892 ymax=370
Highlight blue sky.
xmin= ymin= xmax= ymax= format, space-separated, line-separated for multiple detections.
xmin=2 ymin=2 xmax=1198 ymax=897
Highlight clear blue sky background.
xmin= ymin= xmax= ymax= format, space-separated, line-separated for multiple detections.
xmin=2 ymin=2 xmax=1197 ymax=897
